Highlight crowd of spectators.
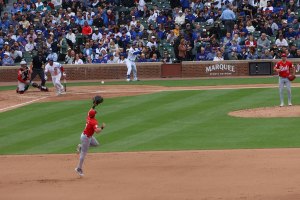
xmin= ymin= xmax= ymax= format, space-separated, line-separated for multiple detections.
xmin=0 ymin=0 xmax=299 ymax=66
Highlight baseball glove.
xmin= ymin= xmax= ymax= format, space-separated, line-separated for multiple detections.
xmin=92 ymin=95 xmax=104 ymax=109
xmin=288 ymin=75 xmax=296 ymax=81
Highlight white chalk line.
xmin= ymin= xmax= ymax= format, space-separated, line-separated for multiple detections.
xmin=0 ymin=96 xmax=48 ymax=112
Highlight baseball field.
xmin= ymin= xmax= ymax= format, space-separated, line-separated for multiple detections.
xmin=1 ymin=77 xmax=300 ymax=199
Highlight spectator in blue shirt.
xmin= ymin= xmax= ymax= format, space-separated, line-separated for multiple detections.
xmin=156 ymin=12 xmax=167 ymax=24
xmin=246 ymin=47 xmax=259 ymax=60
xmin=196 ymin=46 xmax=208 ymax=61
xmin=220 ymin=4 xmax=236 ymax=34
xmin=185 ymin=9 xmax=196 ymax=23
xmin=2 ymin=52 xmax=14 ymax=66
xmin=180 ymin=0 xmax=190 ymax=11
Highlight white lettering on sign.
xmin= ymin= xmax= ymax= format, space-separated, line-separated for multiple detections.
xmin=205 ymin=64 xmax=236 ymax=76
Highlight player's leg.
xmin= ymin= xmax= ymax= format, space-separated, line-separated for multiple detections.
xmin=90 ymin=136 xmax=99 ymax=147
xmin=286 ymin=79 xmax=292 ymax=105
xmin=279 ymin=77 xmax=285 ymax=106
xmin=132 ymin=62 xmax=138 ymax=81
xmin=30 ymin=69 xmax=38 ymax=83
xmin=76 ymin=133 xmax=91 ymax=172
xmin=53 ymin=75 xmax=64 ymax=95
xmin=37 ymin=69 xmax=48 ymax=91
xmin=17 ymin=81 xmax=26 ymax=94
xmin=125 ymin=60 xmax=132 ymax=81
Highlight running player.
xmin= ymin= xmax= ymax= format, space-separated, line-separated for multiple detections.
xmin=75 ymin=108 xmax=105 ymax=177
xmin=44 ymin=56 xmax=66 ymax=96
xmin=273 ymin=53 xmax=295 ymax=107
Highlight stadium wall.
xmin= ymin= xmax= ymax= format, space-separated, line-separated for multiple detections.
xmin=1 ymin=60 xmax=300 ymax=82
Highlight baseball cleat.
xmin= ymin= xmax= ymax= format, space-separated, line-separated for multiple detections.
xmin=280 ymin=103 xmax=284 ymax=107
xmin=288 ymin=103 xmax=292 ymax=106
xmin=76 ymin=144 xmax=81 ymax=154
xmin=75 ymin=168 xmax=84 ymax=177
xmin=126 ymin=78 xmax=131 ymax=82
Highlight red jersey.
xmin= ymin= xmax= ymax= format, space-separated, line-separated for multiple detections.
xmin=82 ymin=26 xmax=92 ymax=35
xmin=17 ymin=67 xmax=29 ymax=83
xmin=83 ymin=116 xmax=98 ymax=137
xmin=274 ymin=60 xmax=293 ymax=78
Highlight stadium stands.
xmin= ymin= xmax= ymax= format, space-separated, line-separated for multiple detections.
xmin=0 ymin=0 xmax=299 ymax=65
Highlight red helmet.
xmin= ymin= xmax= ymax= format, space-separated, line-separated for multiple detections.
xmin=88 ymin=109 xmax=96 ymax=118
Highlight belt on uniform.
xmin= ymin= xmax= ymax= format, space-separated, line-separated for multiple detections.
xmin=83 ymin=133 xmax=91 ymax=138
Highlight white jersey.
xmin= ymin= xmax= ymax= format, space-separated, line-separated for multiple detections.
xmin=45 ymin=62 xmax=63 ymax=76
xmin=126 ymin=47 xmax=141 ymax=62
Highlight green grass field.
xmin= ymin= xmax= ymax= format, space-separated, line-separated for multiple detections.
xmin=1 ymin=78 xmax=300 ymax=155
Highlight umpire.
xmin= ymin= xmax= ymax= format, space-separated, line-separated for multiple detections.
xmin=30 ymin=52 xmax=48 ymax=91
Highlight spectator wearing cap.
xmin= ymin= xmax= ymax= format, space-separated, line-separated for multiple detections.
xmin=46 ymin=48 xmax=58 ymax=62
xmin=130 ymin=15 xmax=137 ymax=27
xmin=146 ymin=36 xmax=157 ymax=49
xmin=92 ymin=28 xmax=102 ymax=41
xmin=175 ymin=10 xmax=185 ymax=25
xmin=220 ymin=4 xmax=236 ymax=34
xmin=2 ymin=52 xmax=14 ymax=66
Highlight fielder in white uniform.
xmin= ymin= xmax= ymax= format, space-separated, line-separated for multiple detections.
xmin=125 ymin=42 xmax=141 ymax=81
xmin=44 ymin=57 xmax=66 ymax=96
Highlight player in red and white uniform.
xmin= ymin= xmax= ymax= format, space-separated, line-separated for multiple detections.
xmin=17 ymin=60 xmax=30 ymax=94
xmin=44 ymin=56 xmax=66 ymax=96
xmin=75 ymin=108 xmax=105 ymax=176
xmin=273 ymin=53 xmax=295 ymax=107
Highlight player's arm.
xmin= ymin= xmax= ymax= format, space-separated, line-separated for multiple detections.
xmin=273 ymin=63 xmax=280 ymax=73
xmin=95 ymin=123 xmax=106 ymax=133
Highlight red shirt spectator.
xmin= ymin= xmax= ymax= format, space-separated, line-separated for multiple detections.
xmin=82 ymin=21 xmax=92 ymax=36
xmin=245 ymin=35 xmax=257 ymax=48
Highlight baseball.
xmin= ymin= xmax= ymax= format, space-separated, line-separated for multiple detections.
xmin=101 ymin=81 xmax=104 ymax=84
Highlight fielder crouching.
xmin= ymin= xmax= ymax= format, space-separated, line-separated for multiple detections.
xmin=16 ymin=60 xmax=31 ymax=94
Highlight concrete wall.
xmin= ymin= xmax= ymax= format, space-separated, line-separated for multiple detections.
xmin=1 ymin=59 xmax=300 ymax=82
